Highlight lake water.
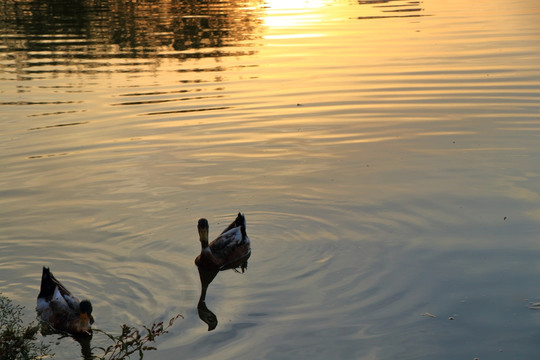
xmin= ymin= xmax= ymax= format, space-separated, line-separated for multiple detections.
xmin=1 ymin=0 xmax=540 ymax=358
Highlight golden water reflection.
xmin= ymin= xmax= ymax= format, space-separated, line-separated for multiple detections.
xmin=263 ymin=0 xmax=328 ymax=31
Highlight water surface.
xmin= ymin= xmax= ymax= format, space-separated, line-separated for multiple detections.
xmin=1 ymin=0 xmax=540 ymax=359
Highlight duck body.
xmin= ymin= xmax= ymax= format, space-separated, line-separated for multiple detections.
xmin=36 ymin=267 xmax=94 ymax=336
xmin=195 ymin=212 xmax=251 ymax=272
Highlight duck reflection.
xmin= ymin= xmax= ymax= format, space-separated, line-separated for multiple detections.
xmin=195 ymin=213 xmax=251 ymax=331
xmin=197 ymin=267 xmax=219 ymax=331
xmin=77 ymin=336 xmax=94 ymax=360
xmin=39 ymin=323 xmax=94 ymax=360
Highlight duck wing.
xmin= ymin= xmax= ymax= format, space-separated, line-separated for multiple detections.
xmin=210 ymin=226 xmax=244 ymax=249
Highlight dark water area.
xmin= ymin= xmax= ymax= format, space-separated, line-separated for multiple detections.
xmin=2 ymin=0 xmax=540 ymax=359
xmin=0 ymin=0 xmax=261 ymax=58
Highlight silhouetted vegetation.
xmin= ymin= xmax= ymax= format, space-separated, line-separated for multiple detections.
xmin=94 ymin=315 xmax=183 ymax=360
xmin=0 ymin=295 xmax=52 ymax=360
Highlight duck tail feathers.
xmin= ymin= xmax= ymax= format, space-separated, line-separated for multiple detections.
xmin=221 ymin=212 xmax=247 ymax=235
xmin=235 ymin=213 xmax=248 ymax=239
xmin=38 ymin=267 xmax=56 ymax=300
xmin=235 ymin=212 xmax=246 ymax=228
xmin=38 ymin=266 xmax=71 ymax=300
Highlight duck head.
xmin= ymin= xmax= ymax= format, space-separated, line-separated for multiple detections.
xmin=78 ymin=300 xmax=94 ymax=335
xmin=198 ymin=218 xmax=209 ymax=248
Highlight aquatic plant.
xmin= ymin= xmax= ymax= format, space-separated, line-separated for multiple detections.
xmin=0 ymin=294 xmax=52 ymax=360
xmin=94 ymin=314 xmax=183 ymax=360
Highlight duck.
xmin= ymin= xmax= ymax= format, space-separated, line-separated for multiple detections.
xmin=36 ymin=267 xmax=94 ymax=336
xmin=195 ymin=212 xmax=251 ymax=273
